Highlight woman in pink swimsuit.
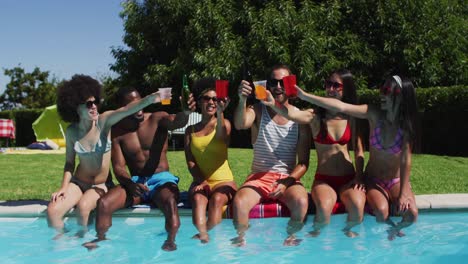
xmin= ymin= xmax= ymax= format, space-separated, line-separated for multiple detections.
xmin=293 ymin=75 xmax=419 ymax=240
xmin=263 ymin=69 xmax=366 ymax=237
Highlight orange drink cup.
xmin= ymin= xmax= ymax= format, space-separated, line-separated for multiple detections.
xmin=253 ymin=80 xmax=267 ymax=101
xmin=158 ymin=87 xmax=172 ymax=105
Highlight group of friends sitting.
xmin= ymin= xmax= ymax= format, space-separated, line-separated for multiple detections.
xmin=46 ymin=64 xmax=419 ymax=251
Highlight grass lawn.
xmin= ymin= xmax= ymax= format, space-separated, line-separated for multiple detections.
xmin=0 ymin=149 xmax=467 ymax=200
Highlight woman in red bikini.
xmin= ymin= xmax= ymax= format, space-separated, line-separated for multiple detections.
xmin=264 ymin=69 xmax=366 ymax=237
xmin=292 ymin=75 xmax=419 ymax=240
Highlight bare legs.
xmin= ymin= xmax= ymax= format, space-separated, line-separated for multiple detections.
xmin=47 ymin=183 xmax=106 ymax=238
xmin=310 ymin=182 xmax=365 ymax=237
xmin=367 ymin=183 xmax=418 ymax=240
xmin=152 ymin=183 xmax=180 ymax=251
xmin=340 ymin=187 xmax=366 ymax=237
xmin=47 ymin=183 xmax=83 ymax=234
xmin=191 ymin=182 xmax=236 ymax=243
xmin=83 ymin=183 xmax=180 ymax=251
xmin=231 ymin=187 xmax=261 ymax=246
xmin=232 ymin=185 xmax=308 ymax=247
xmin=310 ymin=183 xmax=336 ymax=237
xmin=82 ymin=185 xmax=131 ymax=250
xmin=279 ymin=185 xmax=308 ymax=246
xmin=191 ymin=190 xmax=209 ymax=242
xmin=74 ymin=186 xmax=107 ymax=237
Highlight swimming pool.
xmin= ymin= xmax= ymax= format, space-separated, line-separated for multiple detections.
xmin=1 ymin=212 xmax=467 ymax=263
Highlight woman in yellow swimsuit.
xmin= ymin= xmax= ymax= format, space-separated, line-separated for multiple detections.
xmin=184 ymin=77 xmax=237 ymax=243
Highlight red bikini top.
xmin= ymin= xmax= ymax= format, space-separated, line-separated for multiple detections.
xmin=314 ymin=120 xmax=351 ymax=145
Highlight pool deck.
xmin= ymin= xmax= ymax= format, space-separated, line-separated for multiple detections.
xmin=1 ymin=194 xmax=467 ymax=217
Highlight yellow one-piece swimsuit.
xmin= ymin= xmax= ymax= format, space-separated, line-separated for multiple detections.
xmin=190 ymin=127 xmax=234 ymax=190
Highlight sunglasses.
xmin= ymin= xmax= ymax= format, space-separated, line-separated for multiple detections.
xmin=380 ymin=86 xmax=401 ymax=96
xmin=200 ymin=95 xmax=219 ymax=103
xmin=324 ymin=80 xmax=343 ymax=91
xmin=84 ymin=99 xmax=100 ymax=109
xmin=267 ymin=79 xmax=284 ymax=88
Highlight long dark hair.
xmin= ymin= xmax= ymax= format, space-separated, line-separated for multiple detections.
xmin=384 ymin=76 xmax=418 ymax=147
xmin=316 ymin=69 xmax=358 ymax=141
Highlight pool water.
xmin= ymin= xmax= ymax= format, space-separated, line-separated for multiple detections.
xmin=1 ymin=212 xmax=467 ymax=263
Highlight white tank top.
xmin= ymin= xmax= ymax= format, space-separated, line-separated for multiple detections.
xmin=251 ymin=105 xmax=299 ymax=174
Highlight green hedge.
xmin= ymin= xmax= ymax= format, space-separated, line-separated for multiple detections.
xmin=357 ymin=85 xmax=468 ymax=112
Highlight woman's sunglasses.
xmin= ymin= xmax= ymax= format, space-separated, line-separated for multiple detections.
xmin=380 ymin=86 xmax=401 ymax=96
xmin=84 ymin=99 xmax=100 ymax=109
xmin=324 ymin=80 xmax=343 ymax=91
xmin=200 ymin=95 xmax=219 ymax=103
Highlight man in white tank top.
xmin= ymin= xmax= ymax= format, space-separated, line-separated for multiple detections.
xmin=232 ymin=64 xmax=312 ymax=246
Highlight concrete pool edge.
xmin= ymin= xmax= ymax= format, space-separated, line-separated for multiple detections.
xmin=1 ymin=193 xmax=467 ymax=217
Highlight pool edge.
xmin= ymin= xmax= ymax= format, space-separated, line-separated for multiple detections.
xmin=1 ymin=193 xmax=468 ymax=217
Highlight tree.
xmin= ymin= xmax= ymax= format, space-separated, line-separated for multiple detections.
xmin=339 ymin=0 xmax=468 ymax=87
xmin=0 ymin=66 xmax=58 ymax=110
xmin=111 ymin=0 xmax=467 ymax=94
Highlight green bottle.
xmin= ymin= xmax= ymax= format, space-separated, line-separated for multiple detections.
xmin=182 ymin=74 xmax=190 ymax=110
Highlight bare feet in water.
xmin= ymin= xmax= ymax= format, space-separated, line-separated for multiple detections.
xmin=387 ymin=228 xmax=405 ymax=241
xmin=283 ymin=235 xmax=303 ymax=246
xmin=342 ymin=227 xmax=359 ymax=238
xmin=82 ymin=238 xmax=106 ymax=251
xmin=52 ymin=228 xmax=69 ymax=240
xmin=52 ymin=233 xmax=65 ymax=240
xmin=192 ymin=232 xmax=209 ymax=243
xmin=343 ymin=230 xmax=359 ymax=238
xmin=306 ymin=230 xmax=321 ymax=237
xmin=230 ymin=236 xmax=245 ymax=247
xmin=162 ymin=240 xmax=177 ymax=251
xmin=74 ymin=229 xmax=87 ymax=238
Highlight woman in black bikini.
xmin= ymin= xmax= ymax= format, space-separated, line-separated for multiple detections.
xmin=292 ymin=75 xmax=419 ymax=240
xmin=47 ymin=75 xmax=162 ymax=237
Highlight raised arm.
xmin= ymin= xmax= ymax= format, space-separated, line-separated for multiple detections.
xmin=102 ymin=92 xmax=161 ymax=128
xmin=234 ymin=80 xmax=256 ymax=130
xmin=159 ymin=93 xmax=197 ymax=130
xmin=215 ymin=99 xmax=231 ymax=145
xmin=296 ymin=85 xmax=371 ymax=120
xmin=262 ymin=90 xmax=316 ymax=124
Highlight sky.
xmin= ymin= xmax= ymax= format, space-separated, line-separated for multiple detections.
xmin=0 ymin=0 xmax=126 ymax=94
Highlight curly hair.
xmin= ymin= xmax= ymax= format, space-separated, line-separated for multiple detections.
xmin=192 ymin=77 xmax=216 ymax=113
xmin=56 ymin=74 xmax=102 ymax=123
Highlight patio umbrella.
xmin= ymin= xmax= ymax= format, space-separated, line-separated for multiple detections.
xmin=32 ymin=105 xmax=69 ymax=147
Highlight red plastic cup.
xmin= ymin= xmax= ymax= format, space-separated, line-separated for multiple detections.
xmin=283 ymin=75 xmax=297 ymax=97
xmin=215 ymin=80 xmax=229 ymax=99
